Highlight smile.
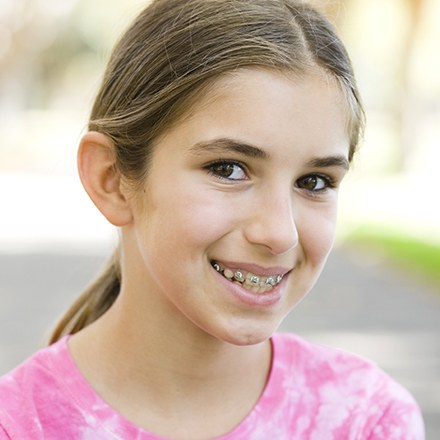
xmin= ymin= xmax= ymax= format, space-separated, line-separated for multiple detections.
xmin=211 ymin=261 xmax=285 ymax=294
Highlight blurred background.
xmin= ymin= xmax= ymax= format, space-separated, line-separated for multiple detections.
xmin=1 ymin=0 xmax=439 ymax=436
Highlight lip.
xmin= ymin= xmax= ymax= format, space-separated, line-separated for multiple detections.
xmin=211 ymin=261 xmax=291 ymax=307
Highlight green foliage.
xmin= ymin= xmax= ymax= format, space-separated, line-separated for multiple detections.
xmin=347 ymin=226 xmax=440 ymax=287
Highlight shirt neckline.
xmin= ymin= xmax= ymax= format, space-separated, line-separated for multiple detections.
xmin=57 ymin=334 xmax=286 ymax=439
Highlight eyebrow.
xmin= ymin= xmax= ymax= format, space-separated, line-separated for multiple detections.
xmin=189 ymin=137 xmax=349 ymax=170
xmin=306 ymin=155 xmax=350 ymax=171
xmin=189 ymin=138 xmax=268 ymax=159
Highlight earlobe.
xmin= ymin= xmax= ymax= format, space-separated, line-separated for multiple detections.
xmin=78 ymin=131 xmax=133 ymax=227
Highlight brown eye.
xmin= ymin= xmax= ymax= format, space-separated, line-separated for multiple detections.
xmin=301 ymin=176 xmax=318 ymax=190
xmin=212 ymin=163 xmax=235 ymax=178
xmin=296 ymin=175 xmax=330 ymax=192
xmin=207 ymin=161 xmax=247 ymax=181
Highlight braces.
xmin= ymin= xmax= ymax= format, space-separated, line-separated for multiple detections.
xmin=212 ymin=262 xmax=283 ymax=288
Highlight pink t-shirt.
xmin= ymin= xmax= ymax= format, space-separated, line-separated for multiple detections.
xmin=0 ymin=333 xmax=424 ymax=439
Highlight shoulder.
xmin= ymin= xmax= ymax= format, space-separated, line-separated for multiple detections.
xmin=0 ymin=336 xmax=70 ymax=396
xmin=0 ymin=337 xmax=146 ymax=440
xmin=269 ymin=333 xmax=425 ymax=439
xmin=272 ymin=332 xmax=404 ymax=388
xmin=0 ymin=337 xmax=75 ymax=438
xmin=272 ymin=332 xmax=386 ymax=385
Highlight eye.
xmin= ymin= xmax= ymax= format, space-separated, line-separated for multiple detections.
xmin=206 ymin=161 xmax=248 ymax=181
xmin=296 ymin=174 xmax=333 ymax=193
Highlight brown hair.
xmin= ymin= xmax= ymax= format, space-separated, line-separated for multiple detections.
xmin=49 ymin=0 xmax=364 ymax=343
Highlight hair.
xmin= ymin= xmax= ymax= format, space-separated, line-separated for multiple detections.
xmin=49 ymin=0 xmax=365 ymax=344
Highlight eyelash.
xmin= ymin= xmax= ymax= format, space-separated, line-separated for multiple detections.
xmin=205 ymin=160 xmax=336 ymax=194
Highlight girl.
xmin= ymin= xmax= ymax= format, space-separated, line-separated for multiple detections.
xmin=0 ymin=0 xmax=424 ymax=438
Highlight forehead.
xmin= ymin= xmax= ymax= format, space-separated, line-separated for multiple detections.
xmin=180 ymin=68 xmax=350 ymax=157
xmin=148 ymin=67 xmax=351 ymax=175
xmin=204 ymin=67 xmax=348 ymax=119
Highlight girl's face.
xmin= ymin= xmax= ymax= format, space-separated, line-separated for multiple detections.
xmin=125 ymin=69 xmax=350 ymax=346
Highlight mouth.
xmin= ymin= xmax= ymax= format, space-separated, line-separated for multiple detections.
xmin=210 ymin=260 xmax=287 ymax=295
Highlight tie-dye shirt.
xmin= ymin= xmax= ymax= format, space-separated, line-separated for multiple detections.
xmin=0 ymin=333 xmax=424 ymax=439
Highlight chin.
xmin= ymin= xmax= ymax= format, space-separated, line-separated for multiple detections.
xmin=214 ymin=320 xmax=280 ymax=347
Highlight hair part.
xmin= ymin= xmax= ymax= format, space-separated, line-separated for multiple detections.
xmin=49 ymin=0 xmax=365 ymax=343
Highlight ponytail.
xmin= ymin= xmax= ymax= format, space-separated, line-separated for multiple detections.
xmin=48 ymin=249 xmax=121 ymax=344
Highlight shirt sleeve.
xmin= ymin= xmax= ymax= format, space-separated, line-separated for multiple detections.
xmin=367 ymin=398 xmax=425 ymax=440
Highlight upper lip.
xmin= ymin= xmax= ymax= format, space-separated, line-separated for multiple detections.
xmin=212 ymin=259 xmax=292 ymax=277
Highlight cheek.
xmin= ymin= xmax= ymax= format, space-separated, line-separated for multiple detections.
xmin=150 ymin=187 xmax=238 ymax=252
xmin=298 ymin=205 xmax=338 ymax=267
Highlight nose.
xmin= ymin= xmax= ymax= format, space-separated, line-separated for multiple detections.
xmin=243 ymin=192 xmax=298 ymax=255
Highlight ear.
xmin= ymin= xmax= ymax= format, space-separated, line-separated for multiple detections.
xmin=78 ymin=131 xmax=133 ymax=227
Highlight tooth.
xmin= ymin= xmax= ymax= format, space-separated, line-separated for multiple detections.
xmin=224 ymin=269 xmax=234 ymax=279
xmin=255 ymin=285 xmax=265 ymax=294
xmin=234 ymin=271 xmax=245 ymax=282
xmin=245 ymin=273 xmax=260 ymax=286
xmin=242 ymin=283 xmax=255 ymax=293
xmin=265 ymin=277 xmax=275 ymax=286
xmin=216 ymin=262 xmax=285 ymax=291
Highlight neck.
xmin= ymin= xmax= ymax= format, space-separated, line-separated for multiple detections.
xmin=85 ymin=291 xmax=270 ymax=386
xmin=68 ymin=291 xmax=272 ymax=438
